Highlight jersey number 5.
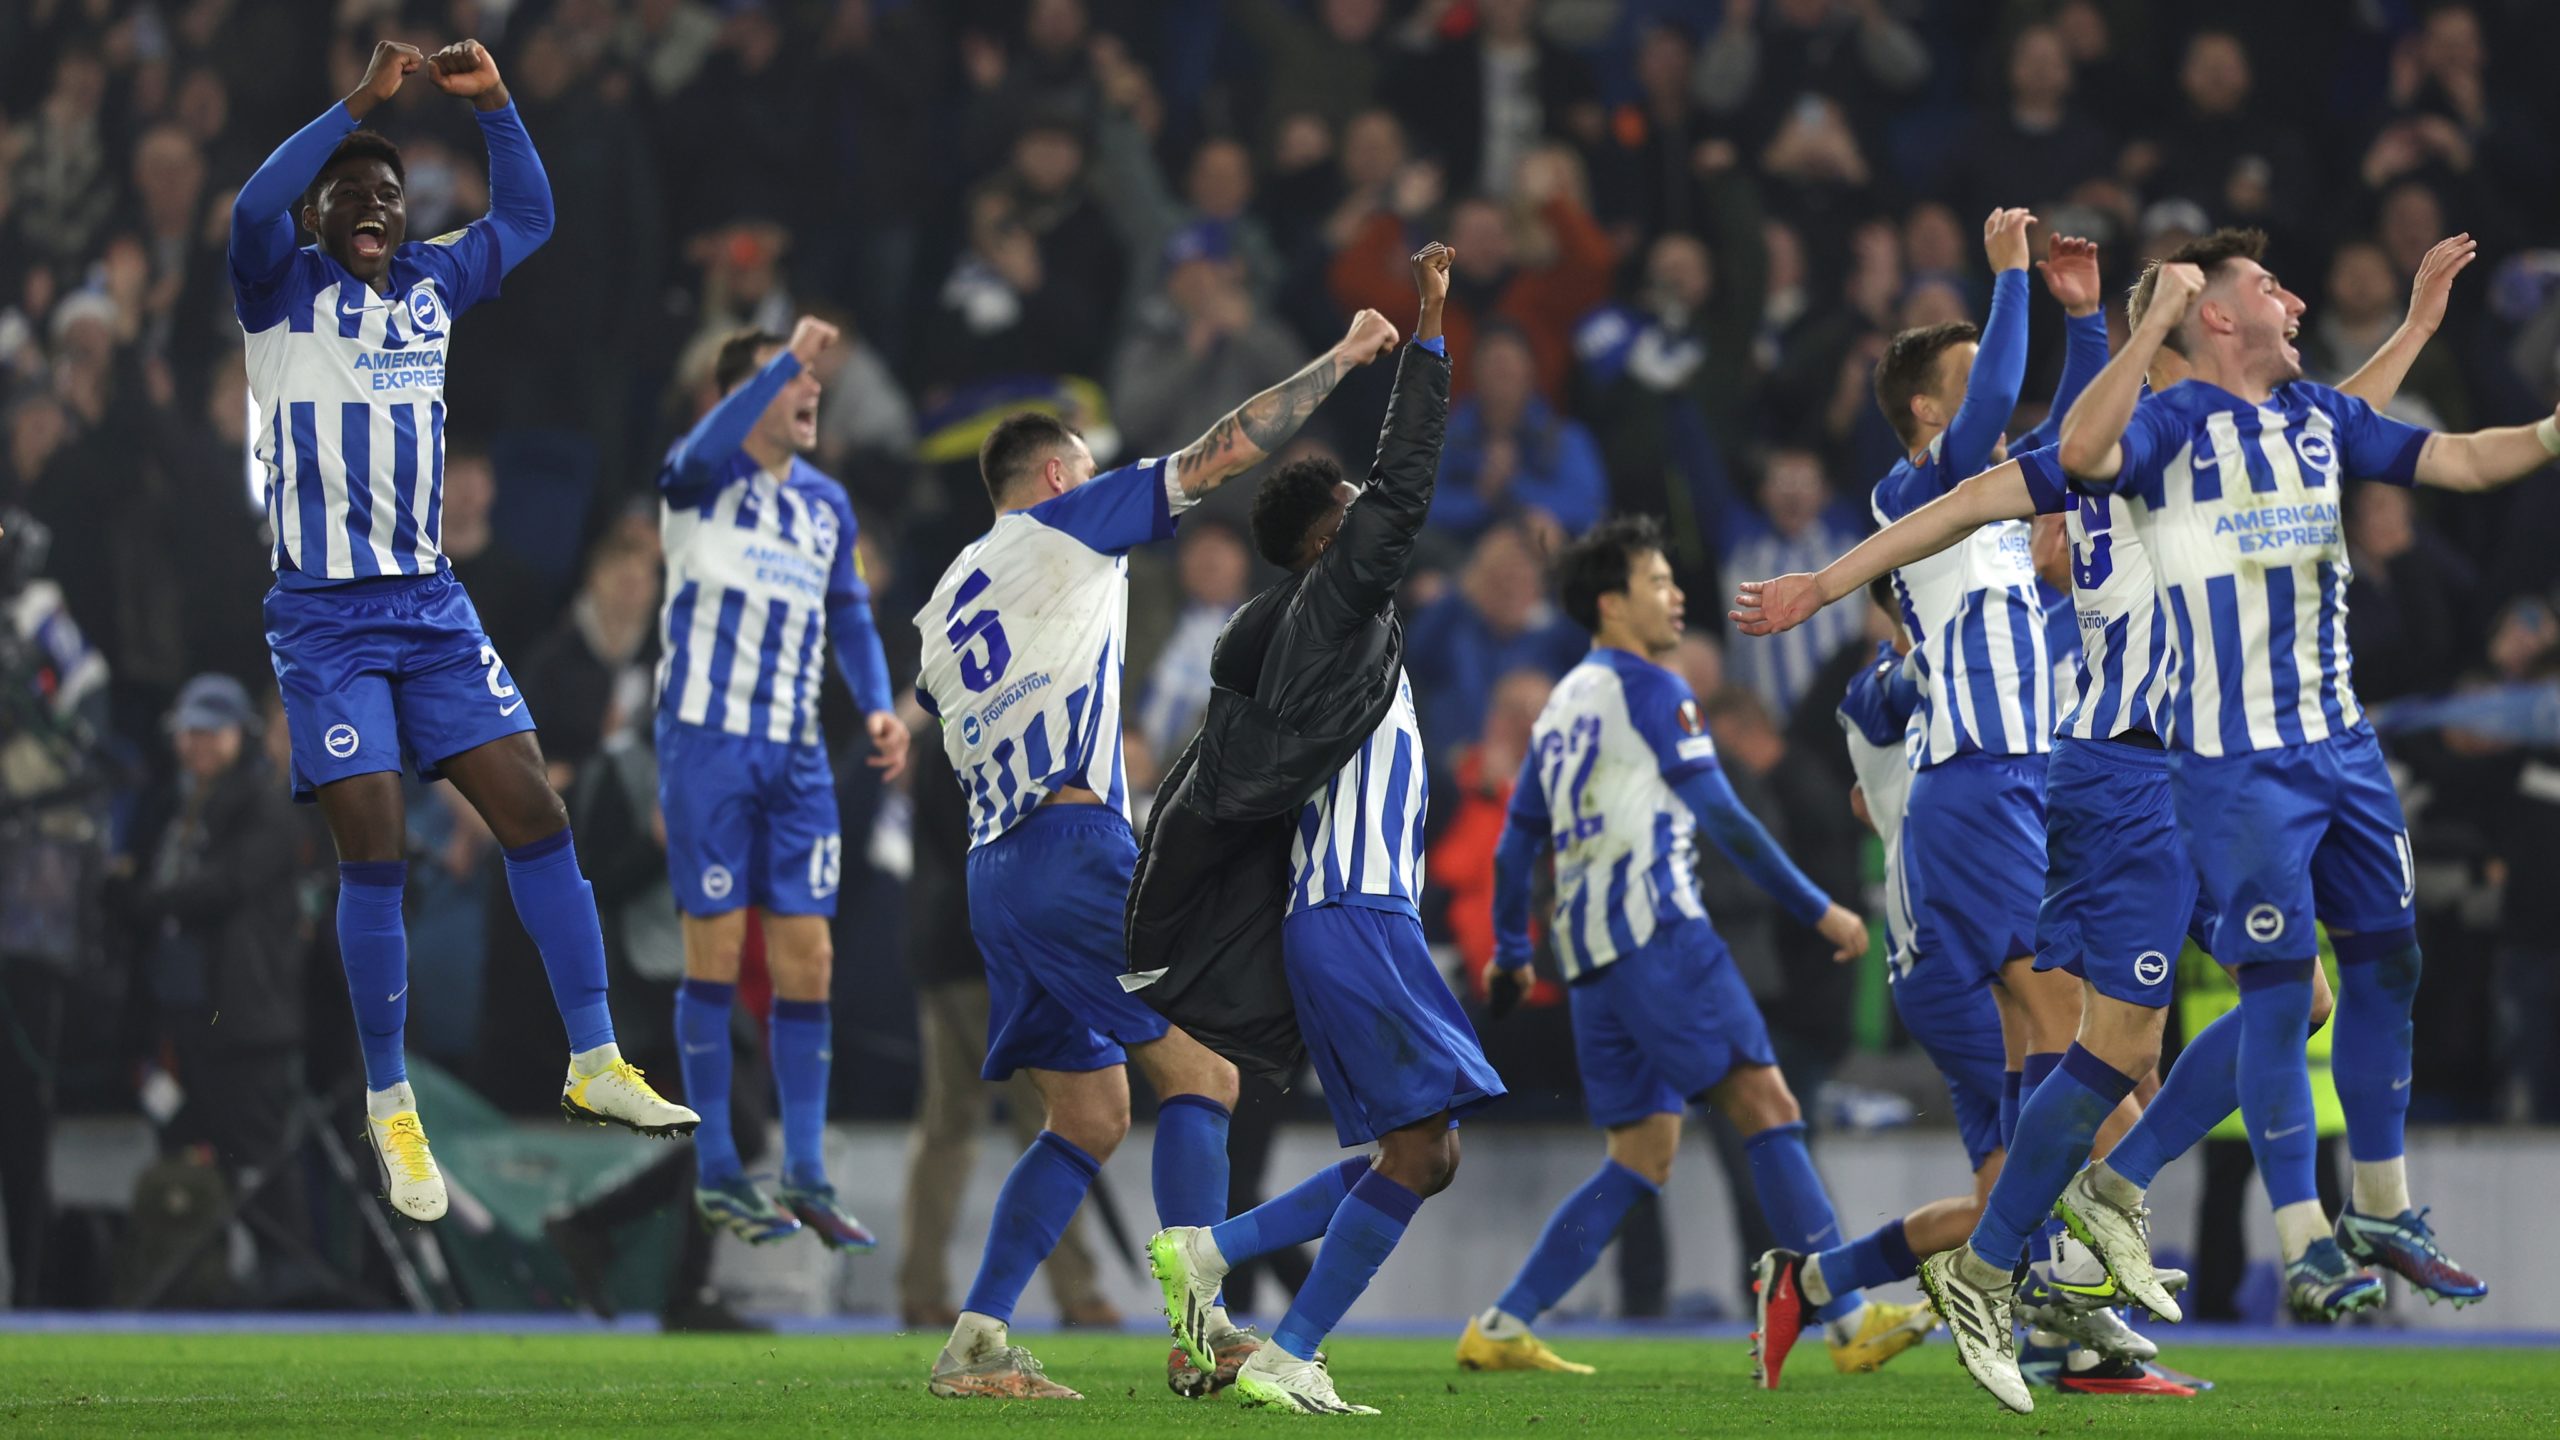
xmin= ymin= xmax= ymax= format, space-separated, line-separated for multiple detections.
xmin=943 ymin=569 xmax=1012 ymax=693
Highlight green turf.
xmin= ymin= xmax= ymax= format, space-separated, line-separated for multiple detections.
xmin=3 ymin=1333 xmax=2555 ymax=1437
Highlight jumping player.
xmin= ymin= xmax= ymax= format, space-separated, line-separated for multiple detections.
xmin=914 ymin=304 xmax=1399 ymax=1400
xmin=655 ymin=317 xmax=908 ymax=1251
xmin=236 ymin=39 xmax=694 ymax=1225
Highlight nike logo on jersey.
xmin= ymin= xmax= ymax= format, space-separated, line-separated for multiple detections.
xmin=2264 ymin=1123 xmax=2308 ymax=1141
xmin=499 ymin=699 xmax=523 ymax=716
xmin=683 ymin=1041 xmax=719 ymax=1055
xmin=2391 ymin=1075 xmax=2412 ymax=1091
xmin=387 ymin=985 xmax=408 ymax=1002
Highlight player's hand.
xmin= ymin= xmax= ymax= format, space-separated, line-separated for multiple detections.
xmin=1729 ymin=573 xmax=1825 ymax=636
xmin=789 ymin=316 xmax=841 ymax=369
xmin=2145 ymin=261 xmax=2207 ymax=330
xmin=426 ymin=41 xmax=508 ymax=109
xmin=1410 ymin=242 xmax=1453 ymax=308
xmin=1815 ymin=903 xmax=1869 ymax=964
xmin=865 ymin=710 xmax=910 ymax=782
xmin=1486 ymin=963 xmax=1532 ymax=1021
xmin=346 ymin=41 xmax=424 ymax=118
xmin=2036 ymin=234 xmax=2102 ymax=317
xmin=1335 ymin=308 xmax=1400 ymax=366
xmin=2404 ymin=233 xmax=2477 ymax=337
xmin=1982 ymin=207 xmax=2036 ymax=274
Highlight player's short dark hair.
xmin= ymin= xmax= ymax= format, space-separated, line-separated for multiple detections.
xmin=713 ymin=329 xmax=785 ymax=393
xmin=978 ymin=410 xmax=1080 ymax=507
xmin=2128 ymin=227 xmax=2268 ymax=356
xmin=301 ymin=130 xmax=405 ymax=211
xmin=1554 ymin=514 xmax=1666 ymax=633
xmin=1874 ymin=322 xmax=1981 ymax=448
xmin=1249 ymin=455 xmax=1346 ymax=568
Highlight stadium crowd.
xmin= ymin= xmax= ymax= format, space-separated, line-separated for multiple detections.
xmin=4 ymin=0 xmax=2560 ymax=1315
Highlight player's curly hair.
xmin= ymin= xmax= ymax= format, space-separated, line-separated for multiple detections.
xmin=1873 ymin=322 xmax=1981 ymax=449
xmin=1249 ymin=456 xmax=1346 ymax=568
xmin=1554 ymin=514 xmax=1667 ymax=633
xmin=301 ymin=131 xmax=406 ymax=213
xmin=2127 ymin=227 xmax=2269 ymax=356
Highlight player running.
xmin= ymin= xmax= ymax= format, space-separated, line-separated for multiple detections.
xmin=654 ymin=318 xmax=907 ymax=1250
xmin=1736 ymin=228 xmax=2501 ymax=1409
xmin=236 ymin=39 xmax=694 ymax=1225
xmin=1145 ymin=243 xmax=1502 ymax=1416
xmin=913 ymin=300 xmax=1399 ymax=1400
xmin=1446 ymin=516 xmax=1936 ymax=1388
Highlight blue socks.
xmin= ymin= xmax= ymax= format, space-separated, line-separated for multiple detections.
xmin=1154 ymin=1095 xmax=1233 ymax=1229
xmin=337 ymin=861 xmax=410 ymax=1091
xmin=2105 ymin=1005 xmax=2244 ymax=1189
xmin=1813 ymin=1216 xmax=1920 ymax=1296
xmin=963 ymin=1131 xmax=1101 ymax=1325
xmin=1742 ymin=1122 xmax=1859 ymax=1323
xmin=769 ymin=999 xmax=831 ymax=1189
xmin=1273 ymin=1168 xmax=1421 ymax=1361
xmin=2235 ymin=959 xmax=2321 ymax=1207
xmin=1974 ymin=1045 xmax=2138 ymax=1266
xmin=676 ymin=979 xmax=739 ymax=1184
xmin=502 ymin=829 xmax=615 ymax=1053
xmin=1211 ymin=1158 xmax=1368 ymax=1265
xmin=2332 ymin=930 xmax=2421 ymax=1164
xmin=1494 ymin=1159 xmax=1658 ymax=1324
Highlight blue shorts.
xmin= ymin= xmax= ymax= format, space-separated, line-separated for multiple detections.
xmin=968 ymin=803 xmax=1166 ymax=1080
xmin=1568 ymin=920 xmax=1773 ymax=1129
xmin=656 ymin=715 xmax=841 ymax=918
xmin=265 ymin=571 xmax=535 ymax=802
xmin=2171 ymin=727 xmax=2415 ymax=968
xmin=1901 ymin=752 xmax=2047 ymax=985
xmin=1283 ymin=903 xmax=1506 ymax=1148
xmin=1890 ymin=951 xmax=2007 ymax=1171
xmin=2035 ymin=736 xmax=2216 ymax=1007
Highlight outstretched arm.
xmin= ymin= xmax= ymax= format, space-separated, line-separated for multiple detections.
xmin=431 ymin=42 xmax=553 ymax=273
xmin=1169 ymin=309 xmax=1400 ymax=499
xmin=1732 ymin=456 xmax=2049 ymax=635
xmin=231 ymin=42 xmax=421 ymax=302
xmin=2338 ymin=233 xmax=2475 ymax=409
xmin=1306 ymin=244 xmax=1455 ymax=618
xmin=1673 ymin=765 xmax=1867 ymax=959
xmin=2059 ymin=262 xmax=2203 ymax=481
xmin=2412 ymin=405 xmax=2560 ymax=492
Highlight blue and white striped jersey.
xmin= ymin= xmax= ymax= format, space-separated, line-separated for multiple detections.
xmin=915 ymin=456 xmax=1190 ymax=849
xmin=1875 ymin=433 xmax=2054 ymax=768
xmin=1838 ymin=642 xmax=1918 ymax=969
xmin=2097 ymin=382 xmax=2428 ymax=757
xmin=1288 ymin=670 xmax=1429 ymax=917
xmin=230 ymin=101 xmax=548 ymax=586
xmin=2014 ymin=445 xmax=2177 ymax=741
xmin=655 ymin=378 xmax=887 ymax=746
xmin=1519 ymin=649 xmax=1716 ymax=979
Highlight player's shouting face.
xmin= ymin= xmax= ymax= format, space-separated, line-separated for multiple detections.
xmin=308 ymin=157 xmax=404 ymax=286
xmin=2207 ymin=258 xmax=2309 ymax=384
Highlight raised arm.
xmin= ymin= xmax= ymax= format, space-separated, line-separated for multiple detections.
xmin=1732 ymin=456 xmax=2049 ymax=635
xmin=231 ymin=42 xmax=421 ymax=295
xmin=1938 ymin=209 xmax=2037 ymax=480
xmin=660 ymin=318 xmax=831 ymax=497
xmin=430 ymin=42 xmax=554 ymax=273
xmin=2059 ymin=262 xmax=2203 ymax=480
xmin=1305 ymin=244 xmax=1454 ymax=618
xmin=1168 ymin=309 xmax=1400 ymax=499
xmin=2024 ymin=234 xmax=2111 ymax=447
xmin=2338 ymin=233 xmax=2475 ymax=409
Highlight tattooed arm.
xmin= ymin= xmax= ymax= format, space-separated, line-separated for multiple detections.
xmin=1170 ymin=308 xmax=1401 ymax=497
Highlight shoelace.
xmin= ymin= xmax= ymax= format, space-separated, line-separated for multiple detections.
xmin=379 ymin=1113 xmax=435 ymax=1184
xmin=1003 ymin=1347 xmax=1049 ymax=1376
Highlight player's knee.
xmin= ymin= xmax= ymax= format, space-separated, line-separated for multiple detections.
xmin=1047 ymin=1102 xmax=1129 ymax=1161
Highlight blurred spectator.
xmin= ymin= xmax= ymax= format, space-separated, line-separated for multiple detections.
xmin=1087 ymin=42 xmax=1285 ymax=317
xmin=1952 ymin=23 xmax=2116 ymax=219
xmin=1390 ymin=0 xmax=1600 ymax=198
xmin=518 ymin=528 xmax=661 ymax=778
xmin=1136 ymin=518 xmax=1251 ymax=760
xmin=1404 ymin=523 xmax=1585 ymax=761
xmin=809 ymin=311 xmax=918 ymax=484
xmin=1590 ymin=22 xmax=1731 ymax=247
xmin=2308 ymin=239 xmax=2466 ymax=429
xmin=137 ymin=354 xmax=269 ymax=689
xmin=121 ymin=674 xmax=312 ymax=1284
xmin=1720 ymin=448 xmax=1866 ymax=716
xmin=14 ymin=48 xmax=118 ymax=268
xmin=954 ymin=0 xmax=1102 ymax=182
xmin=437 ymin=446 xmax=547 ymax=664
xmin=925 ymin=120 xmax=1122 ymax=390
xmin=617 ymin=0 xmax=724 ymax=103
xmin=1430 ymin=667 xmax=1558 ymax=1002
xmin=1329 ymin=145 xmax=1611 ymax=400
xmin=2129 ymin=30 xmax=2305 ymax=236
xmin=2381 ymin=4 xmax=2550 ymax=208
xmin=1696 ymin=0 xmax=1931 ymax=145
xmin=2473 ymin=595 xmax=2560 ymax=1120
xmin=2346 ymin=482 xmax=2478 ymax=706
xmin=1109 ymin=224 xmax=1304 ymax=460
xmin=1431 ymin=325 xmax=1609 ymax=543
xmin=663 ymin=1 xmax=812 ymax=229
xmin=1230 ymin=0 xmax=1388 ymax=138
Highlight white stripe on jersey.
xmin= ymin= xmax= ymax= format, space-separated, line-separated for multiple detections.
xmin=2054 ymin=488 xmax=2176 ymax=741
xmin=657 ymin=462 xmax=843 ymax=745
xmin=1289 ymin=671 xmax=1429 ymax=915
xmin=1528 ymin=658 xmax=1711 ymax=981
xmin=1881 ymin=496 xmax=2052 ymax=768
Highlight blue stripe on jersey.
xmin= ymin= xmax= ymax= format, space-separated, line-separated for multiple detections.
xmin=427 ymin=402 xmax=446 ymax=552
xmin=387 ymin=402 xmax=420 ymax=569
xmin=2316 ymin=562 xmax=2348 ymax=732
xmin=701 ymin=589 xmax=746 ymax=733
xmin=1565 ymin=879 xmax=1593 ymax=975
xmin=1023 ymin=711 xmax=1052 ymax=781
xmin=2265 ymin=567 xmax=2304 ymax=747
xmin=2085 ymin=612 xmax=2127 ymax=734
xmin=1647 ymin=810 xmax=1680 ymax=924
xmin=2167 ymin=583 xmax=2199 ymax=748
xmin=289 ymin=402 xmax=325 ymax=571
xmin=265 ymin=405 xmax=286 ymax=569
xmin=340 ymin=403 xmax=378 ymax=577
xmin=1603 ymin=854 xmax=1638 ymax=959
xmin=2205 ymin=574 xmax=2246 ymax=754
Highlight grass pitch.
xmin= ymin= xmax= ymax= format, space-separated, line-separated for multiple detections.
xmin=3 ymin=1331 xmax=2555 ymax=1437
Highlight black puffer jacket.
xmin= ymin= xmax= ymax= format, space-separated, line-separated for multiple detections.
xmin=1125 ymin=342 xmax=1450 ymax=1084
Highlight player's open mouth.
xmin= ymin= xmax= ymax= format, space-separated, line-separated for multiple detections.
xmin=795 ymin=405 xmax=818 ymax=426
xmin=353 ymin=222 xmax=387 ymax=259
